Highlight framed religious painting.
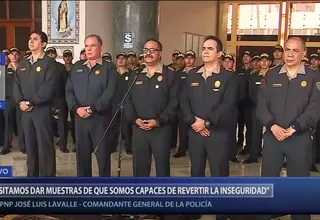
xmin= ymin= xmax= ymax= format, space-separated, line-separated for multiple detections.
xmin=47 ymin=0 xmax=80 ymax=44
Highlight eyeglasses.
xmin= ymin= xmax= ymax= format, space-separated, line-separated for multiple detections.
xmin=143 ymin=48 xmax=161 ymax=54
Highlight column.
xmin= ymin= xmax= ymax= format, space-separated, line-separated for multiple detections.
xmin=113 ymin=1 xmax=159 ymax=55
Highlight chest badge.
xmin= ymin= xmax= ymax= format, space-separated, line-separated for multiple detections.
xmin=191 ymin=82 xmax=199 ymax=87
xmin=125 ymin=76 xmax=129 ymax=81
xmin=36 ymin=66 xmax=41 ymax=72
xmin=95 ymin=70 xmax=100 ymax=75
xmin=155 ymin=85 xmax=159 ymax=89
xmin=157 ymin=76 xmax=163 ymax=82
xmin=301 ymin=80 xmax=307 ymax=87
xmin=214 ymin=80 xmax=221 ymax=88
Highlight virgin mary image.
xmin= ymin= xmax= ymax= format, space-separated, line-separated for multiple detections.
xmin=57 ymin=0 xmax=68 ymax=33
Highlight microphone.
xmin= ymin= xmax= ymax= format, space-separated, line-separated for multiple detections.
xmin=133 ymin=63 xmax=146 ymax=74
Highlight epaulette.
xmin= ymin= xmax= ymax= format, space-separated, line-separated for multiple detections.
xmin=168 ymin=66 xmax=175 ymax=71
xmin=269 ymin=65 xmax=278 ymax=70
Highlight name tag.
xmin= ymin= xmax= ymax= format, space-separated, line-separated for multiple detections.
xmin=7 ymin=71 xmax=13 ymax=75
xmin=20 ymin=68 xmax=26 ymax=71
xmin=135 ymin=81 xmax=143 ymax=85
xmin=272 ymin=83 xmax=282 ymax=88
xmin=76 ymin=69 xmax=84 ymax=73
xmin=239 ymin=73 xmax=244 ymax=76
xmin=191 ymin=82 xmax=199 ymax=87
xmin=255 ymin=82 xmax=261 ymax=85
xmin=181 ymin=76 xmax=186 ymax=79
xmin=213 ymin=89 xmax=220 ymax=92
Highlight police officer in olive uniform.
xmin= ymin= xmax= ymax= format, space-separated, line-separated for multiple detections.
xmin=62 ymin=50 xmax=76 ymax=150
xmin=125 ymin=39 xmax=180 ymax=177
xmin=257 ymin=37 xmax=320 ymax=220
xmin=45 ymin=47 xmax=69 ymax=153
xmin=138 ymin=53 xmax=144 ymax=65
xmin=13 ymin=31 xmax=57 ymax=177
xmin=127 ymin=51 xmax=138 ymax=71
xmin=222 ymin=54 xmax=244 ymax=163
xmin=181 ymin=36 xmax=237 ymax=220
xmin=237 ymin=51 xmax=253 ymax=154
xmin=102 ymin=52 xmax=112 ymax=62
xmin=310 ymin=53 xmax=320 ymax=171
xmin=66 ymin=35 xmax=117 ymax=177
xmin=112 ymin=52 xmax=132 ymax=154
xmin=243 ymin=53 xmax=271 ymax=164
xmin=173 ymin=50 xmax=197 ymax=158
xmin=171 ymin=53 xmax=186 ymax=150
xmin=251 ymin=55 xmax=260 ymax=72
xmin=1 ymin=47 xmax=26 ymax=155
xmin=309 ymin=54 xmax=319 ymax=71
xmin=80 ymin=49 xmax=86 ymax=61
xmin=271 ymin=45 xmax=284 ymax=67
xmin=168 ymin=50 xmax=180 ymax=70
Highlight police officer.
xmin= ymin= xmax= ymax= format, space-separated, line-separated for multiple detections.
xmin=13 ymin=31 xmax=57 ymax=177
xmin=1 ymin=47 xmax=26 ymax=155
xmin=237 ymin=51 xmax=253 ymax=154
xmin=45 ymin=47 xmax=69 ymax=153
xmin=222 ymin=54 xmax=244 ymax=163
xmin=173 ymin=50 xmax=197 ymax=158
xmin=62 ymin=50 xmax=76 ymax=150
xmin=66 ymin=34 xmax=117 ymax=177
xmin=125 ymin=39 xmax=179 ymax=177
xmin=171 ymin=53 xmax=186 ymax=150
xmin=168 ymin=50 xmax=180 ymax=70
xmin=80 ymin=48 xmax=86 ymax=61
xmin=243 ymin=53 xmax=271 ymax=164
xmin=251 ymin=55 xmax=260 ymax=72
xmin=180 ymin=36 xmax=237 ymax=220
xmin=102 ymin=52 xmax=112 ymax=62
xmin=309 ymin=54 xmax=319 ymax=71
xmin=112 ymin=52 xmax=132 ymax=154
xmin=257 ymin=37 xmax=320 ymax=220
xmin=127 ymin=51 xmax=138 ymax=70
xmin=138 ymin=53 xmax=144 ymax=65
xmin=272 ymin=44 xmax=284 ymax=67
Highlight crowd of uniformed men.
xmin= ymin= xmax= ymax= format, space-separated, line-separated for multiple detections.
xmin=1 ymin=30 xmax=320 ymax=219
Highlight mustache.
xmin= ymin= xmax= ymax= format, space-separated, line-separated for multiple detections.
xmin=145 ymin=55 xmax=153 ymax=58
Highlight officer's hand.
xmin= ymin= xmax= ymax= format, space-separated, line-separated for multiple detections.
xmin=77 ymin=107 xmax=91 ymax=118
xmin=199 ymin=128 xmax=210 ymax=137
xmin=25 ymin=106 xmax=33 ymax=112
xmin=19 ymin=102 xmax=30 ymax=112
xmin=136 ymin=118 xmax=151 ymax=130
xmin=192 ymin=117 xmax=205 ymax=132
xmin=271 ymin=124 xmax=289 ymax=141
xmin=143 ymin=119 xmax=158 ymax=129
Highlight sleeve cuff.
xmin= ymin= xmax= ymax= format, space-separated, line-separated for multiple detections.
xmin=28 ymin=99 xmax=35 ymax=106
xmin=72 ymin=104 xmax=80 ymax=113
xmin=292 ymin=121 xmax=302 ymax=133
xmin=90 ymin=104 xmax=97 ymax=112
xmin=266 ymin=120 xmax=276 ymax=131
xmin=188 ymin=116 xmax=196 ymax=125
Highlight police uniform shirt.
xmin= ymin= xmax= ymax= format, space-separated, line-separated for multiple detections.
xmin=13 ymin=53 xmax=57 ymax=106
xmin=54 ymin=61 xmax=68 ymax=108
xmin=113 ymin=69 xmax=131 ymax=106
xmin=65 ymin=58 xmax=117 ymax=114
xmin=249 ymin=70 xmax=265 ymax=106
xmin=125 ymin=64 xmax=180 ymax=125
xmin=180 ymin=66 xmax=238 ymax=128
xmin=257 ymin=64 xmax=320 ymax=132
xmin=5 ymin=64 xmax=17 ymax=101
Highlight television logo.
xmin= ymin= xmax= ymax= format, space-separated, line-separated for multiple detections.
xmin=0 ymin=166 xmax=13 ymax=177
xmin=123 ymin=32 xmax=133 ymax=49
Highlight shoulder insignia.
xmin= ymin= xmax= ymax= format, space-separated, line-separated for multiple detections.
xmin=168 ymin=66 xmax=175 ymax=71
xmin=316 ymin=82 xmax=320 ymax=91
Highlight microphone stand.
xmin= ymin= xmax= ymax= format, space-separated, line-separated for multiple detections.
xmin=94 ymin=67 xmax=143 ymax=220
